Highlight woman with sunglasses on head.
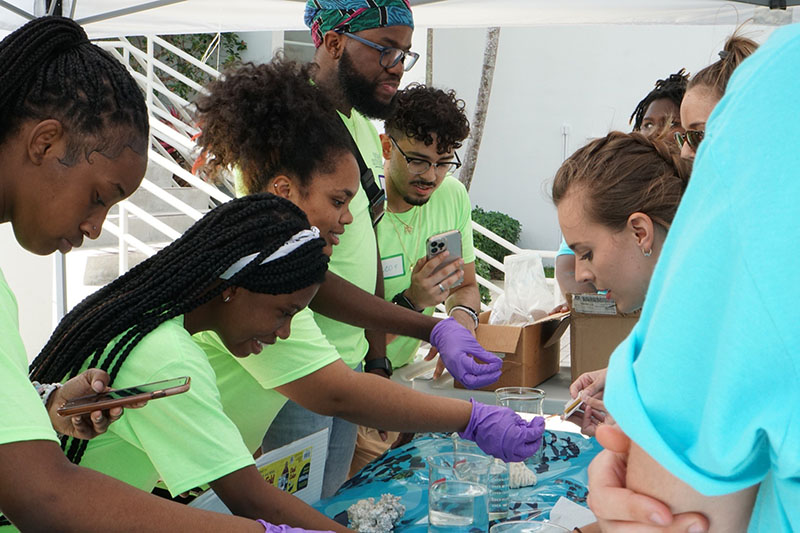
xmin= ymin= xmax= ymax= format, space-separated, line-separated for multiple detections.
xmin=192 ymin=58 xmax=546 ymax=494
xmin=29 ymin=193 xmax=345 ymax=533
xmin=0 ymin=16 xmax=278 ymax=533
xmin=676 ymin=32 xmax=758 ymax=161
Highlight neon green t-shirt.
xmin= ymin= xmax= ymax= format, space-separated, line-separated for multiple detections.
xmin=309 ymin=109 xmax=382 ymax=368
xmin=232 ymin=109 xmax=381 ymax=369
xmin=0 ymin=268 xmax=59 ymax=446
xmin=78 ymin=316 xmax=254 ymax=497
xmin=376 ymin=176 xmax=476 ymax=368
xmin=193 ymin=308 xmax=340 ymax=452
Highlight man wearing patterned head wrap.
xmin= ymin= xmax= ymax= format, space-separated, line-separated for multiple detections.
xmin=305 ymin=0 xmax=414 ymax=49
xmin=261 ymin=0 xmax=418 ymax=499
xmin=259 ymin=0 xmax=503 ymax=499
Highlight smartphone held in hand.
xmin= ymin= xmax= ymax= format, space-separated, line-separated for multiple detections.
xmin=56 ymin=376 xmax=191 ymax=417
xmin=426 ymin=230 xmax=463 ymax=288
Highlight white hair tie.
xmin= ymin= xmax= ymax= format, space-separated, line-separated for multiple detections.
xmin=219 ymin=226 xmax=320 ymax=280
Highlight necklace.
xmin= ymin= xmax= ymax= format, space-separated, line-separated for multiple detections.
xmin=387 ymin=206 xmax=419 ymax=233
xmin=385 ymin=206 xmax=424 ymax=263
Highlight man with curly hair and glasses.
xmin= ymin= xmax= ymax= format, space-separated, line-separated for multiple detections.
xmin=349 ymin=84 xmax=481 ymax=474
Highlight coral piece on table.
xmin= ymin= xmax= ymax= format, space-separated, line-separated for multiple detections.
xmin=347 ymin=493 xmax=405 ymax=532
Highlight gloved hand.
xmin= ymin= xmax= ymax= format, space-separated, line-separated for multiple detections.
xmin=257 ymin=521 xmax=334 ymax=533
xmin=458 ymin=398 xmax=546 ymax=462
xmin=429 ymin=317 xmax=502 ymax=388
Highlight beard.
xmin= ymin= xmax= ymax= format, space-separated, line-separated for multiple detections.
xmin=338 ymin=49 xmax=398 ymax=120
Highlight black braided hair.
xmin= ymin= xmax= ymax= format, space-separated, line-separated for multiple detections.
xmin=629 ymin=69 xmax=689 ymax=132
xmin=29 ymin=193 xmax=329 ymax=464
xmin=384 ymin=83 xmax=470 ymax=154
xmin=193 ymin=56 xmax=356 ymax=195
xmin=0 ymin=16 xmax=147 ymax=163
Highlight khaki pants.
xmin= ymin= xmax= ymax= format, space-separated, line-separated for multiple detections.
xmin=348 ymin=426 xmax=399 ymax=478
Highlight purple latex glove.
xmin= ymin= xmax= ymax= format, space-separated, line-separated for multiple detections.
xmin=458 ymin=398 xmax=546 ymax=462
xmin=257 ymin=521 xmax=334 ymax=533
xmin=429 ymin=317 xmax=502 ymax=388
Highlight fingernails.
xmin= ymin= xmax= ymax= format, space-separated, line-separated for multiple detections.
xmin=649 ymin=513 xmax=668 ymax=526
xmin=92 ymin=380 xmax=105 ymax=392
xmin=688 ymin=523 xmax=707 ymax=533
xmin=93 ymin=415 xmax=104 ymax=423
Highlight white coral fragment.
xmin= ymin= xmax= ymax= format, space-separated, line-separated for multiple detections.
xmin=347 ymin=493 xmax=405 ymax=533
xmin=508 ymin=461 xmax=537 ymax=489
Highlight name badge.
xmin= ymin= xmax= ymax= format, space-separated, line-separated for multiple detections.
xmin=382 ymin=254 xmax=405 ymax=279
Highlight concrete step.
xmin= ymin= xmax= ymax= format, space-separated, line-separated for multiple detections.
xmin=82 ymin=249 xmax=157 ymax=286
xmin=89 ymin=211 xmax=206 ymax=248
xmin=143 ymin=161 xmax=179 ymax=188
xmin=125 ymin=185 xmax=211 ymax=214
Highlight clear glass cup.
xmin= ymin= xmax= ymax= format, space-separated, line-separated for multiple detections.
xmin=427 ymin=452 xmax=491 ymax=532
xmin=495 ymin=387 xmax=546 ymax=416
xmin=489 ymin=520 xmax=571 ymax=533
xmin=495 ymin=387 xmax=546 ymax=464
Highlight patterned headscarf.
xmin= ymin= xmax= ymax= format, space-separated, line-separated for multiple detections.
xmin=305 ymin=0 xmax=414 ymax=48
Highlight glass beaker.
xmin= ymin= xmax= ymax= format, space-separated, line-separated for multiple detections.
xmin=495 ymin=387 xmax=546 ymax=464
xmin=427 ymin=452 xmax=491 ymax=532
xmin=489 ymin=520 xmax=571 ymax=533
xmin=494 ymin=387 xmax=546 ymax=416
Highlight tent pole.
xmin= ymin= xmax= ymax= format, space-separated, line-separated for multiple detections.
xmin=0 ymin=0 xmax=34 ymax=20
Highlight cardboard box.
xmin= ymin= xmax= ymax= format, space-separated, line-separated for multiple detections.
xmin=568 ymin=293 xmax=640 ymax=381
xmin=454 ymin=310 xmax=569 ymax=391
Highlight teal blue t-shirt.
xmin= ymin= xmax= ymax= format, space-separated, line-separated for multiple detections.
xmin=557 ymin=237 xmax=573 ymax=257
xmin=605 ymin=24 xmax=800 ymax=532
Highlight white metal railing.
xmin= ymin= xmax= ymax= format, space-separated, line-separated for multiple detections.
xmin=61 ymin=34 xmax=559 ymax=317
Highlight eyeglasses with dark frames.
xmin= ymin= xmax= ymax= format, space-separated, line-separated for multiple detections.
xmin=339 ymin=32 xmax=420 ymax=72
xmin=390 ymin=136 xmax=462 ymax=176
xmin=674 ymin=129 xmax=705 ymax=150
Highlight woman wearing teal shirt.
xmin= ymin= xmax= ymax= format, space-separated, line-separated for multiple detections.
xmin=0 ymin=15 xmax=269 ymax=533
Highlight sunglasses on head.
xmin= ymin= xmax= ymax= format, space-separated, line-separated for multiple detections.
xmin=674 ymin=130 xmax=705 ymax=150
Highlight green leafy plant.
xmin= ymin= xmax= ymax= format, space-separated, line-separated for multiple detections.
xmin=129 ymin=33 xmax=247 ymax=101
xmin=471 ymin=206 xmax=522 ymax=304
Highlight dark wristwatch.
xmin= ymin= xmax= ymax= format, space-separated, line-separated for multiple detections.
xmin=364 ymin=357 xmax=393 ymax=377
xmin=392 ymin=290 xmax=420 ymax=312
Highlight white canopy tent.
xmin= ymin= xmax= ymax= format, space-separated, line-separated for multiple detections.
xmin=0 ymin=0 xmax=796 ymax=38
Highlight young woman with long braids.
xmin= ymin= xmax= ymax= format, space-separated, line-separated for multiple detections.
xmin=29 ymin=194 xmax=344 ymax=533
xmin=191 ymin=58 xmax=545 ymax=495
xmin=0 ymin=16 xmax=276 ymax=533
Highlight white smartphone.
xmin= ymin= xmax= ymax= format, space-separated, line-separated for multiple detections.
xmin=426 ymin=230 xmax=463 ymax=289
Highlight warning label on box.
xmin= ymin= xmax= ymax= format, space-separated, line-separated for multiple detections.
xmin=572 ymin=293 xmax=618 ymax=315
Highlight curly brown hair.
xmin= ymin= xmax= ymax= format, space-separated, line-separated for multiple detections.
xmin=194 ymin=58 xmax=355 ymax=195
xmin=552 ymin=131 xmax=690 ymax=232
xmin=384 ymin=83 xmax=470 ymax=154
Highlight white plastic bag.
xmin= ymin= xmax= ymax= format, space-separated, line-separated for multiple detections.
xmin=489 ymin=252 xmax=553 ymax=326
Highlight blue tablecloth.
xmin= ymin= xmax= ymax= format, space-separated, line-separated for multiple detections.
xmin=314 ymin=431 xmax=602 ymax=531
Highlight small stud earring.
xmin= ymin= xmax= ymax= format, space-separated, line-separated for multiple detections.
xmin=642 ymin=248 xmax=652 ymax=257
xmin=273 ymin=183 xmax=278 ymax=189
xmin=93 ymin=225 xmax=97 ymax=232
xmin=223 ymin=295 xmax=231 ymax=303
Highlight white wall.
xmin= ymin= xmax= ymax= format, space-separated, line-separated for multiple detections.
xmin=1 ymin=224 xmax=55 ymax=360
xmin=428 ymin=24 xmax=775 ymax=250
